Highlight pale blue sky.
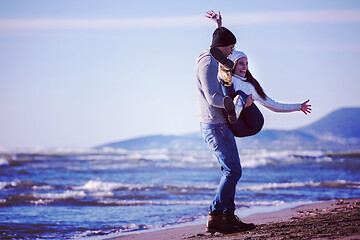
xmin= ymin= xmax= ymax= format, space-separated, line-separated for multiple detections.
xmin=1 ymin=0 xmax=360 ymax=148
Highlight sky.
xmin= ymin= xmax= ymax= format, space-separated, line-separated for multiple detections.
xmin=0 ymin=0 xmax=360 ymax=149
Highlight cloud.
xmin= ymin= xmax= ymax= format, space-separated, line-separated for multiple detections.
xmin=0 ymin=17 xmax=203 ymax=30
xmin=251 ymin=42 xmax=360 ymax=52
xmin=226 ymin=9 xmax=360 ymax=25
xmin=0 ymin=9 xmax=359 ymax=30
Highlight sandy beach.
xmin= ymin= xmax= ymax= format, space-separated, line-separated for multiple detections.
xmin=105 ymin=198 xmax=360 ymax=240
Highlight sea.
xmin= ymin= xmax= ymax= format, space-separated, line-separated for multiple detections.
xmin=0 ymin=145 xmax=359 ymax=239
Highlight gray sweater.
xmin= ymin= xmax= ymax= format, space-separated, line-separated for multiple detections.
xmin=195 ymin=50 xmax=227 ymax=124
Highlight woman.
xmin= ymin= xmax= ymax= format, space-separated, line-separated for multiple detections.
xmin=206 ymin=11 xmax=312 ymax=137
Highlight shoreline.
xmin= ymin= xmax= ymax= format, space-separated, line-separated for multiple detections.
xmin=97 ymin=202 xmax=303 ymax=239
xmin=102 ymin=198 xmax=360 ymax=240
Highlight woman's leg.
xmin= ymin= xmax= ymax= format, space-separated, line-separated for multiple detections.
xmin=230 ymin=103 xmax=264 ymax=137
xmin=222 ymin=88 xmax=264 ymax=138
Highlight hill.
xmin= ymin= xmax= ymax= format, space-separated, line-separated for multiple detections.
xmin=298 ymin=107 xmax=360 ymax=142
xmin=96 ymin=107 xmax=360 ymax=151
xmin=97 ymin=133 xmax=204 ymax=151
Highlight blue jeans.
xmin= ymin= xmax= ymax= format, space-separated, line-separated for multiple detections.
xmin=200 ymin=122 xmax=242 ymax=213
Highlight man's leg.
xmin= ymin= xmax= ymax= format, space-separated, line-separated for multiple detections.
xmin=200 ymin=123 xmax=242 ymax=234
xmin=210 ymin=123 xmax=241 ymax=211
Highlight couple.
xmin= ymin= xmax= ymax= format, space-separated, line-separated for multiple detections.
xmin=195 ymin=11 xmax=312 ymax=234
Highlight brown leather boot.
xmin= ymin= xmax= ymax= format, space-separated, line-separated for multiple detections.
xmin=206 ymin=211 xmax=239 ymax=234
xmin=223 ymin=211 xmax=256 ymax=232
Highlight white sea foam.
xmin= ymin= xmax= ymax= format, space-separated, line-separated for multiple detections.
xmin=89 ymin=191 xmax=114 ymax=198
xmin=73 ymin=179 xmax=360 ymax=196
xmin=73 ymin=180 xmax=156 ymax=192
xmin=98 ymin=147 xmax=128 ymax=154
xmin=32 ymin=185 xmax=53 ymax=190
xmin=33 ymin=190 xmax=86 ymax=200
xmin=238 ymin=180 xmax=360 ymax=191
xmin=0 ymin=147 xmax=338 ymax=170
xmin=246 ymin=200 xmax=286 ymax=206
xmin=73 ymin=180 xmax=221 ymax=194
xmin=238 ymin=182 xmax=310 ymax=191
xmin=97 ymin=199 xmax=213 ymax=206
xmin=30 ymin=199 xmax=55 ymax=205
xmin=0 ymin=181 xmax=34 ymax=189
xmin=0 ymin=182 xmax=8 ymax=190
xmin=0 ymin=157 xmax=9 ymax=166
xmin=93 ymin=199 xmax=301 ymax=208
xmin=72 ymin=155 xmax=128 ymax=161
xmin=239 ymin=149 xmax=332 ymax=168
xmin=7 ymin=180 xmax=48 ymax=189
xmin=116 ymin=149 xmax=332 ymax=168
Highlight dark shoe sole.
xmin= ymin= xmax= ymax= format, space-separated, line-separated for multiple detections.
xmin=237 ymin=225 xmax=256 ymax=232
xmin=245 ymin=224 xmax=256 ymax=231
xmin=206 ymin=227 xmax=239 ymax=234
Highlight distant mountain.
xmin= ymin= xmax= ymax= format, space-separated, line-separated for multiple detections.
xmin=97 ymin=133 xmax=205 ymax=151
xmin=236 ymin=107 xmax=360 ymax=149
xmin=96 ymin=107 xmax=360 ymax=151
xmin=298 ymin=107 xmax=360 ymax=142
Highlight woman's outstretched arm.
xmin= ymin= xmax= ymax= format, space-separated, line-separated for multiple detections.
xmin=205 ymin=10 xmax=222 ymax=28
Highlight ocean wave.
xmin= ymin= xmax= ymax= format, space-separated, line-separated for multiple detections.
xmin=0 ymin=181 xmax=53 ymax=191
xmin=0 ymin=147 xmax=128 ymax=155
xmin=238 ymin=180 xmax=360 ymax=191
xmin=73 ymin=180 xmax=218 ymax=193
xmin=33 ymin=190 xmax=86 ymax=200
xmin=3 ymin=179 xmax=359 ymax=198
xmin=96 ymin=199 xmax=212 ymax=206
xmin=2 ymin=181 xmax=356 ymax=207
xmin=0 ymin=157 xmax=9 ymax=166
xmin=0 ymin=188 xmax=304 ymax=208
xmin=240 ymin=150 xmax=333 ymax=168
xmin=93 ymin=199 xmax=289 ymax=207
xmin=1 ymin=190 xmax=88 ymax=206
xmin=0 ymin=182 xmax=8 ymax=190
xmin=73 ymin=180 xmax=151 ymax=192
xmin=75 ymin=179 xmax=360 ymax=195
xmin=2 ymin=148 xmax=349 ymax=169
xmin=73 ymin=200 xmax=309 ymax=239
xmin=0 ymin=179 xmax=217 ymax=200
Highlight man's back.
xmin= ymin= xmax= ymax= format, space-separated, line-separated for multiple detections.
xmin=195 ymin=50 xmax=226 ymax=124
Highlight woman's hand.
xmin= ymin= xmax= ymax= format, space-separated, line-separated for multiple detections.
xmin=301 ymin=99 xmax=312 ymax=115
xmin=205 ymin=10 xmax=222 ymax=28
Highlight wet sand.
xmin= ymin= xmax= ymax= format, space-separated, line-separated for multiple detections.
xmin=106 ymin=198 xmax=360 ymax=240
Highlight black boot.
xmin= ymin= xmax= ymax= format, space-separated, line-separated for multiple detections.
xmin=223 ymin=211 xmax=256 ymax=232
xmin=223 ymin=96 xmax=237 ymax=124
xmin=206 ymin=211 xmax=239 ymax=234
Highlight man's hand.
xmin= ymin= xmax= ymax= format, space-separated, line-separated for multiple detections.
xmin=245 ymin=94 xmax=254 ymax=108
xmin=205 ymin=10 xmax=222 ymax=28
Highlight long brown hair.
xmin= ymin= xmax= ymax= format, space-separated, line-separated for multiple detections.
xmin=245 ymin=70 xmax=267 ymax=100
xmin=232 ymin=65 xmax=267 ymax=100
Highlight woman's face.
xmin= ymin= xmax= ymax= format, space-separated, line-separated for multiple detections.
xmin=234 ymin=57 xmax=248 ymax=78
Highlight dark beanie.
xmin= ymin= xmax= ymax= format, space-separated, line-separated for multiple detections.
xmin=211 ymin=27 xmax=236 ymax=48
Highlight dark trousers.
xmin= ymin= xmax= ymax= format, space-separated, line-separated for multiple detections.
xmin=222 ymin=85 xmax=264 ymax=137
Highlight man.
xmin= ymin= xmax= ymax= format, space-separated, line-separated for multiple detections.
xmin=195 ymin=26 xmax=256 ymax=234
